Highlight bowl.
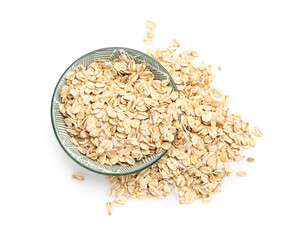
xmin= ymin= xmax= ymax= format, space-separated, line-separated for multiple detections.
xmin=51 ymin=47 xmax=179 ymax=176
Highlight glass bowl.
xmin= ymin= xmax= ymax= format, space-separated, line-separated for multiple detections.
xmin=51 ymin=47 xmax=179 ymax=176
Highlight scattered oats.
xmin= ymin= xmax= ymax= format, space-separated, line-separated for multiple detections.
xmin=104 ymin=39 xmax=261 ymax=213
xmin=202 ymin=198 xmax=211 ymax=204
xmin=217 ymin=65 xmax=222 ymax=71
xmin=106 ymin=202 xmax=115 ymax=215
xmin=104 ymin=35 xmax=262 ymax=212
xmin=252 ymin=126 xmax=263 ymax=137
xmin=146 ymin=28 xmax=155 ymax=38
xmin=170 ymin=39 xmax=180 ymax=48
xmin=234 ymin=155 xmax=245 ymax=161
xmin=237 ymin=171 xmax=247 ymax=177
xmin=144 ymin=38 xmax=152 ymax=44
xmin=115 ymin=195 xmax=127 ymax=205
xmin=188 ymin=49 xmax=200 ymax=57
xmin=212 ymin=88 xmax=223 ymax=98
xmin=145 ymin=20 xmax=157 ymax=29
xmin=225 ymin=165 xmax=233 ymax=176
xmin=250 ymin=137 xmax=257 ymax=147
xmin=144 ymin=20 xmax=157 ymax=44
xmin=247 ymin=157 xmax=254 ymax=162
xmin=72 ymin=172 xmax=84 ymax=182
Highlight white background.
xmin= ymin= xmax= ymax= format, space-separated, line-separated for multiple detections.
xmin=1 ymin=0 xmax=302 ymax=239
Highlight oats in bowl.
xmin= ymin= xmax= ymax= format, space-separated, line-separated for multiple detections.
xmin=59 ymin=54 xmax=181 ymax=166
xmin=51 ymin=48 xmax=181 ymax=175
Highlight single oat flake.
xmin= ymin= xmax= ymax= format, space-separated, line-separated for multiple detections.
xmin=143 ymin=38 xmax=152 ymax=44
xmin=106 ymin=202 xmax=115 ymax=215
xmin=144 ymin=20 xmax=157 ymax=44
xmin=237 ymin=171 xmax=247 ymax=177
xmin=145 ymin=20 xmax=157 ymax=29
xmin=202 ymin=198 xmax=211 ymax=204
xmin=252 ymin=126 xmax=263 ymax=137
xmin=72 ymin=172 xmax=84 ymax=181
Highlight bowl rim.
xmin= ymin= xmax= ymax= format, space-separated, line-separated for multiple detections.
xmin=51 ymin=47 xmax=179 ymax=176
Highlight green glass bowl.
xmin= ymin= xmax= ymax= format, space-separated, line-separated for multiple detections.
xmin=51 ymin=47 xmax=179 ymax=176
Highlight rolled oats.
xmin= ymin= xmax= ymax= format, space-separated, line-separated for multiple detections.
xmin=105 ymin=35 xmax=261 ymax=214
xmin=144 ymin=20 xmax=157 ymax=44
xmin=252 ymin=126 xmax=263 ymax=137
xmin=202 ymin=198 xmax=211 ymax=204
xmin=72 ymin=172 xmax=84 ymax=181
xmin=237 ymin=171 xmax=247 ymax=177
xmin=61 ymin=54 xmax=180 ymax=166
xmin=146 ymin=28 xmax=155 ymax=38
xmin=143 ymin=38 xmax=152 ymax=44
xmin=145 ymin=20 xmax=157 ymax=29
xmin=106 ymin=202 xmax=115 ymax=215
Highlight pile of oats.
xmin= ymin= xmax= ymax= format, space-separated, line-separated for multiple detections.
xmin=60 ymin=54 xmax=180 ymax=166
xmin=144 ymin=20 xmax=156 ymax=44
xmin=105 ymin=39 xmax=262 ymax=214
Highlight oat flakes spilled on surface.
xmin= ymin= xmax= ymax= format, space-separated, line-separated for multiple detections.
xmin=202 ymin=198 xmax=211 ymax=204
xmin=105 ymin=35 xmax=262 ymax=214
xmin=106 ymin=202 xmax=115 ymax=215
xmin=237 ymin=171 xmax=247 ymax=177
xmin=144 ymin=20 xmax=157 ymax=44
xmin=60 ymin=55 xmax=180 ymax=166
xmin=72 ymin=172 xmax=85 ymax=181
xmin=252 ymin=126 xmax=262 ymax=138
